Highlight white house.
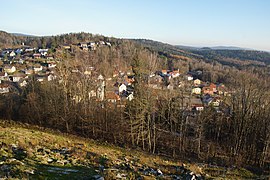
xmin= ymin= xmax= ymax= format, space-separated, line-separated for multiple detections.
xmin=127 ymin=93 xmax=134 ymax=101
xmin=119 ymin=83 xmax=127 ymax=93
xmin=186 ymin=75 xmax=194 ymax=81
xmin=12 ymin=73 xmax=25 ymax=82
xmin=39 ymin=49 xmax=48 ymax=56
xmin=194 ymin=105 xmax=204 ymax=111
xmin=47 ymin=74 xmax=56 ymax=81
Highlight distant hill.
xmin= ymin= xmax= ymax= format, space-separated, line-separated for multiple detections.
xmin=209 ymin=46 xmax=250 ymax=50
xmin=11 ymin=33 xmax=36 ymax=37
xmin=133 ymin=39 xmax=270 ymax=67
xmin=1 ymin=30 xmax=269 ymax=67
xmin=176 ymin=45 xmax=250 ymax=51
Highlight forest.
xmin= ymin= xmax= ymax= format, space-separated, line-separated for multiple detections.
xmin=0 ymin=31 xmax=270 ymax=174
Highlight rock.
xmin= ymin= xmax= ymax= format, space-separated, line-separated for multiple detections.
xmin=47 ymin=158 xmax=54 ymax=163
xmin=25 ymin=169 xmax=35 ymax=174
xmin=157 ymin=169 xmax=163 ymax=176
xmin=116 ymin=173 xmax=122 ymax=178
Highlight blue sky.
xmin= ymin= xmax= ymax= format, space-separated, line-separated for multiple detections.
xmin=1 ymin=0 xmax=270 ymax=51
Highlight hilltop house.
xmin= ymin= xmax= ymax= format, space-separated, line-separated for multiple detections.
xmin=4 ymin=65 xmax=16 ymax=74
xmin=39 ymin=49 xmax=48 ymax=56
xmin=62 ymin=44 xmax=71 ymax=50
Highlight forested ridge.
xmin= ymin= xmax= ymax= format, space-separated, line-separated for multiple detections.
xmin=0 ymin=31 xmax=270 ymax=176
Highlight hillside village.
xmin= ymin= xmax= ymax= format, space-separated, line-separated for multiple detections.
xmin=0 ymin=42 xmax=232 ymax=114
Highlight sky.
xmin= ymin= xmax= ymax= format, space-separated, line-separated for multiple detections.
xmin=1 ymin=0 xmax=270 ymax=51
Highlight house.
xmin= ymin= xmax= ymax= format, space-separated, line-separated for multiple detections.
xmin=24 ymin=68 xmax=34 ymax=75
xmin=194 ymin=79 xmax=201 ymax=86
xmin=186 ymin=74 xmax=194 ymax=81
xmin=46 ymin=55 xmax=54 ymax=60
xmin=89 ymin=90 xmax=96 ymax=98
xmin=106 ymin=91 xmax=120 ymax=103
xmin=88 ymin=42 xmax=96 ymax=50
xmin=127 ymin=93 xmax=134 ymax=101
xmin=48 ymin=62 xmax=56 ymax=68
xmin=210 ymin=98 xmax=221 ymax=107
xmin=79 ymin=42 xmax=88 ymax=47
xmin=0 ymin=83 xmax=9 ymax=94
xmin=171 ymin=69 xmax=180 ymax=78
xmin=12 ymin=73 xmax=26 ymax=82
xmin=36 ymin=75 xmax=46 ymax=82
xmin=62 ymin=45 xmax=71 ymax=50
xmin=19 ymin=79 xmax=27 ymax=87
xmin=193 ymin=104 xmax=204 ymax=111
xmin=105 ymin=42 xmax=111 ymax=46
xmin=15 ymin=49 xmax=23 ymax=54
xmin=167 ymin=84 xmax=174 ymax=90
xmin=25 ymin=48 xmax=34 ymax=52
xmin=18 ymin=59 xmax=24 ymax=64
xmin=202 ymin=87 xmax=213 ymax=95
xmin=4 ymin=65 xmax=16 ymax=74
xmin=38 ymin=49 xmax=48 ymax=56
xmin=126 ymin=75 xmax=135 ymax=85
xmin=99 ymin=41 xmax=106 ymax=46
xmin=47 ymin=74 xmax=56 ymax=81
xmin=202 ymin=83 xmax=217 ymax=95
xmin=119 ymin=83 xmax=127 ymax=94
xmin=33 ymin=53 xmax=41 ymax=59
xmin=34 ymin=64 xmax=43 ymax=72
xmin=192 ymin=87 xmax=201 ymax=95
xmin=190 ymin=98 xmax=204 ymax=111
xmin=9 ymin=51 xmax=16 ymax=57
xmin=217 ymin=84 xmax=228 ymax=96
xmin=0 ymin=72 xmax=8 ymax=80
xmin=161 ymin=70 xmax=168 ymax=75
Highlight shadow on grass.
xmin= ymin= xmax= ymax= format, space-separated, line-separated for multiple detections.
xmin=30 ymin=164 xmax=98 ymax=180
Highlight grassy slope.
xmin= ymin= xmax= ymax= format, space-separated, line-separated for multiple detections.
xmin=0 ymin=120 xmax=258 ymax=179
